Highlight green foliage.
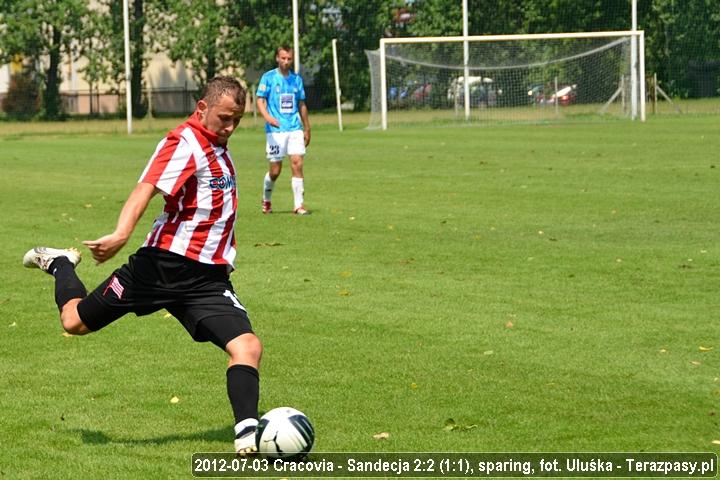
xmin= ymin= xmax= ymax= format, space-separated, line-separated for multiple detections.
xmin=407 ymin=0 xmax=462 ymax=37
xmin=157 ymin=0 xmax=236 ymax=89
xmin=0 ymin=0 xmax=90 ymax=120
xmin=80 ymin=1 xmax=125 ymax=90
xmin=227 ymin=0 xmax=295 ymax=83
xmin=649 ymin=0 xmax=720 ymax=97
xmin=1 ymin=70 xmax=41 ymax=120
xmin=336 ymin=0 xmax=395 ymax=110
xmin=81 ymin=0 xmax=170 ymax=118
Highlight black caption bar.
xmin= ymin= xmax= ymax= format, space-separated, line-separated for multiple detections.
xmin=191 ymin=452 xmax=717 ymax=478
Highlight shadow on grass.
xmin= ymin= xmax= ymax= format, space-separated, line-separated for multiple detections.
xmin=74 ymin=426 xmax=233 ymax=445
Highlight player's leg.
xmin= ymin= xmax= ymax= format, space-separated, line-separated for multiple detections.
xmin=287 ymin=130 xmax=309 ymax=215
xmin=177 ymin=285 xmax=262 ymax=456
xmin=25 ymin=247 xmax=156 ymax=335
xmin=226 ymin=333 xmax=263 ymax=456
xmin=23 ymin=247 xmax=91 ymax=335
xmin=263 ymin=161 xmax=282 ymax=214
xmin=262 ymin=133 xmax=286 ymax=214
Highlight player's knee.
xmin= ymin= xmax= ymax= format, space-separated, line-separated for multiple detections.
xmin=269 ymin=164 xmax=282 ymax=179
xmin=60 ymin=313 xmax=90 ymax=335
xmin=243 ymin=334 xmax=263 ymax=360
xmin=59 ymin=303 xmax=90 ymax=335
xmin=227 ymin=333 xmax=263 ymax=363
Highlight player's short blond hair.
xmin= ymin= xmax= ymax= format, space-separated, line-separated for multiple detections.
xmin=202 ymin=76 xmax=246 ymax=110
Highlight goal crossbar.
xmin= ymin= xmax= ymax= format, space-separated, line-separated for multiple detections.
xmin=377 ymin=30 xmax=645 ymax=129
xmin=379 ymin=30 xmax=642 ymax=46
xmin=383 ymin=37 xmax=628 ymax=71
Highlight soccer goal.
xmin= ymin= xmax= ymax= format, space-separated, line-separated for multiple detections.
xmin=366 ymin=31 xmax=645 ymax=129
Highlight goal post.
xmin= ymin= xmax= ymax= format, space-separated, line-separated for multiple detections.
xmin=368 ymin=30 xmax=645 ymax=130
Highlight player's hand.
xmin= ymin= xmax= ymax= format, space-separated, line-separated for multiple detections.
xmin=268 ymin=117 xmax=280 ymax=128
xmin=304 ymin=129 xmax=311 ymax=147
xmin=82 ymin=233 xmax=128 ymax=264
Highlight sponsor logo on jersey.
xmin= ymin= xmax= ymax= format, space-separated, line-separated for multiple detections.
xmin=280 ymin=93 xmax=294 ymax=113
xmin=209 ymin=175 xmax=236 ymax=190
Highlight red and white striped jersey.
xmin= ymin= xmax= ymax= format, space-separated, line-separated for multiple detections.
xmin=139 ymin=113 xmax=238 ymax=268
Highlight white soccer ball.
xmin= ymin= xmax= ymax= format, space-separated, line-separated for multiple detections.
xmin=255 ymin=407 xmax=315 ymax=461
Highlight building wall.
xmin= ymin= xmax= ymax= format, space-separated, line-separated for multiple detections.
xmin=0 ymin=51 xmax=201 ymax=115
xmin=0 ymin=48 xmax=258 ymax=116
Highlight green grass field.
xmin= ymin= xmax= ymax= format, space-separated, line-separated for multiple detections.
xmin=0 ymin=113 xmax=718 ymax=479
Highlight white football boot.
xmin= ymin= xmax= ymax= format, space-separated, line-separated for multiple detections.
xmin=23 ymin=247 xmax=81 ymax=272
xmin=234 ymin=418 xmax=258 ymax=456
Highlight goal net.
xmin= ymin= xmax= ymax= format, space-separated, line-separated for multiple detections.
xmin=366 ymin=31 xmax=645 ymax=129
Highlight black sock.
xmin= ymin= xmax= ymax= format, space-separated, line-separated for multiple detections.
xmin=227 ymin=364 xmax=260 ymax=425
xmin=49 ymin=257 xmax=87 ymax=310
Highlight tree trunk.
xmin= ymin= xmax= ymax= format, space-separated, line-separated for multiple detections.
xmin=131 ymin=0 xmax=147 ymax=118
xmin=43 ymin=26 xmax=64 ymax=120
xmin=206 ymin=50 xmax=217 ymax=85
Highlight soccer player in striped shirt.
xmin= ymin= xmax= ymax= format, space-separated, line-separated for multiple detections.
xmin=23 ymin=76 xmax=262 ymax=456
xmin=256 ymin=45 xmax=312 ymax=215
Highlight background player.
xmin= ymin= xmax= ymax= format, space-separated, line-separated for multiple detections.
xmin=256 ymin=45 xmax=311 ymax=215
xmin=22 ymin=76 xmax=262 ymax=456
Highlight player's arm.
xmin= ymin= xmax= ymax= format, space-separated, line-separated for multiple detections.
xmin=299 ymin=100 xmax=311 ymax=146
xmin=256 ymin=97 xmax=280 ymax=128
xmin=82 ymin=182 xmax=158 ymax=264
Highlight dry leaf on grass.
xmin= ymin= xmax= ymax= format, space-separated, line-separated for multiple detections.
xmin=444 ymin=418 xmax=478 ymax=431
xmin=373 ymin=432 xmax=390 ymax=440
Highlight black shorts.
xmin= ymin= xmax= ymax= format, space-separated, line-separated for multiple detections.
xmin=77 ymin=247 xmax=253 ymax=349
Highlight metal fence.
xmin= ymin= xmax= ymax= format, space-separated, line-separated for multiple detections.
xmin=56 ymin=86 xmax=198 ymax=116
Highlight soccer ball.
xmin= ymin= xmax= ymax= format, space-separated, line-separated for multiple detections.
xmin=255 ymin=407 xmax=315 ymax=461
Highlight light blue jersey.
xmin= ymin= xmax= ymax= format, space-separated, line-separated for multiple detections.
xmin=256 ymin=68 xmax=306 ymax=133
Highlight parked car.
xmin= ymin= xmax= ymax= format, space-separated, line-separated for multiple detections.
xmin=448 ymin=76 xmax=502 ymax=107
xmin=527 ymin=83 xmax=545 ymax=104
xmin=534 ymin=84 xmax=577 ymax=106
xmin=389 ymin=84 xmax=410 ymax=103
xmin=389 ymin=80 xmax=432 ymax=106
xmin=411 ymin=82 xmax=432 ymax=102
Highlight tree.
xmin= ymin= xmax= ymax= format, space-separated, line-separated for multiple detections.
xmin=227 ymin=0 xmax=295 ymax=85
xmin=1 ymin=69 xmax=41 ymax=120
xmin=227 ymin=1 xmax=340 ymax=109
xmin=156 ymin=0 xmax=239 ymax=91
xmin=130 ymin=0 xmax=148 ymax=117
xmin=82 ymin=0 xmax=169 ymax=118
xmin=0 ymin=0 xmax=90 ymax=120
xmin=649 ymin=0 xmax=720 ymax=97
xmin=336 ymin=0 xmax=395 ymax=110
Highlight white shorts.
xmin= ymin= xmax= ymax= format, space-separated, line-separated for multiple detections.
xmin=266 ymin=130 xmax=306 ymax=162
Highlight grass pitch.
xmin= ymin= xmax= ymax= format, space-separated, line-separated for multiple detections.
xmin=0 ymin=114 xmax=718 ymax=478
